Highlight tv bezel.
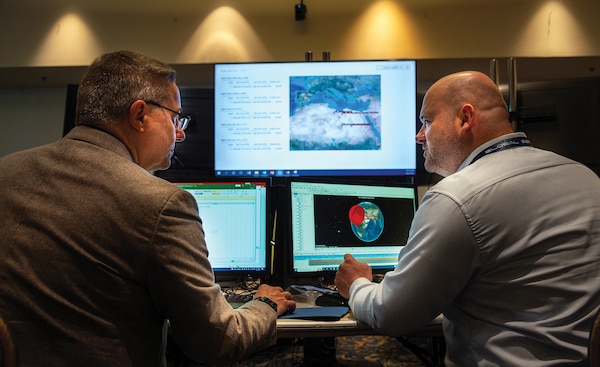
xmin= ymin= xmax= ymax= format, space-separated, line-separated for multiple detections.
xmin=212 ymin=59 xmax=418 ymax=178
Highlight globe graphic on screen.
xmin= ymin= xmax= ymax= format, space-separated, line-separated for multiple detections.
xmin=348 ymin=202 xmax=384 ymax=242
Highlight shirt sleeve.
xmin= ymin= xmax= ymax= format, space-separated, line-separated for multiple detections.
xmin=348 ymin=190 xmax=482 ymax=336
xmin=146 ymin=189 xmax=277 ymax=364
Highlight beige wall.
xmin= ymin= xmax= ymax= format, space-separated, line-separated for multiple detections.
xmin=0 ymin=0 xmax=599 ymax=157
xmin=0 ymin=0 xmax=599 ymax=68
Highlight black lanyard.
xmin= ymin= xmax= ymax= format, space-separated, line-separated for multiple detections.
xmin=470 ymin=137 xmax=531 ymax=165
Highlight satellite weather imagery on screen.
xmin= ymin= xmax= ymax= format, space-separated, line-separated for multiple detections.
xmin=213 ymin=60 xmax=416 ymax=177
xmin=289 ymin=75 xmax=382 ymax=151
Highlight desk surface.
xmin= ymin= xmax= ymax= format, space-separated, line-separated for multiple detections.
xmin=277 ymin=311 xmax=443 ymax=339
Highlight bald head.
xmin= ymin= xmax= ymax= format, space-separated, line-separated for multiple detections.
xmin=427 ymin=71 xmax=510 ymax=127
xmin=417 ymin=71 xmax=514 ymax=176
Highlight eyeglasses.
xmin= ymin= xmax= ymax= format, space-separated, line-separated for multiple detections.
xmin=145 ymin=100 xmax=191 ymax=131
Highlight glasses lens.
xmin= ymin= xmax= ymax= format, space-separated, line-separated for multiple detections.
xmin=178 ymin=115 xmax=191 ymax=130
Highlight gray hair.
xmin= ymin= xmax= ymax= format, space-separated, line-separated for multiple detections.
xmin=75 ymin=50 xmax=176 ymax=126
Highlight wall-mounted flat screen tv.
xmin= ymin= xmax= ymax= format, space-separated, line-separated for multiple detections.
xmin=213 ymin=60 xmax=417 ymax=177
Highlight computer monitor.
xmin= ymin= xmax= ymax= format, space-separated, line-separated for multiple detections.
xmin=288 ymin=179 xmax=418 ymax=277
xmin=213 ymin=59 xmax=417 ymax=178
xmin=174 ymin=179 xmax=270 ymax=279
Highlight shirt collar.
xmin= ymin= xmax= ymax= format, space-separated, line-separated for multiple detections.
xmin=457 ymin=132 xmax=529 ymax=172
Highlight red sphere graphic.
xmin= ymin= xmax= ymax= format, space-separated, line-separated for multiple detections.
xmin=349 ymin=204 xmax=366 ymax=226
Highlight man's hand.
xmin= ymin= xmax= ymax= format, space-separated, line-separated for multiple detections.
xmin=335 ymin=254 xmax=373 ymax=299
xmin=253 ymin=284 xmax=296 ymax=317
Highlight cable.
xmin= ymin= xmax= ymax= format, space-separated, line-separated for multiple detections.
xmin=270 ymin=208 xmax=277 ymax=276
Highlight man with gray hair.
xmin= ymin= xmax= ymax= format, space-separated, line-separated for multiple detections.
xmin=0 ymin=50 xmax=295 ymax=367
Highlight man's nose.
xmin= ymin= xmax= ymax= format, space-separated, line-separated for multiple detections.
xmin=176 ymin=130 xmax=186 ymax=143
xmin=415 ymin=126 xmax=425 ymax=144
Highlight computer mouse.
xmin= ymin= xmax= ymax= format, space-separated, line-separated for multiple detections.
xmin=315 ymin=292 xmax=348 ymax=307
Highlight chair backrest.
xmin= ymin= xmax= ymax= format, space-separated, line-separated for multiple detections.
xmin=0 ymin=316 xmax=17 ymax=367
xmin=590 ymin=307 xmax=600 ymax=367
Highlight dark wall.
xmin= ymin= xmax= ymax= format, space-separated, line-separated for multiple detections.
xmin=155 ymin=87 xmax=215 ymax=181
xmin=64 ymin=75 xmax=600 ymax=182
xmin=514 ymin=77 xmax=600 ymax=176
xmin=415 ymin=77 xmax=600 ymax=183
xmin=63 ymin=85 xmax=215 ymax=181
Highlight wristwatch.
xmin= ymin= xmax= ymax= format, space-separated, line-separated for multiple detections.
xmin=254 ymin=296 xmax=278 ymax=313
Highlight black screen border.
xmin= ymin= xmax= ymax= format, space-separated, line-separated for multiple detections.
xmin=173 ymin=177 xmax=273 ymax=282
xmin=283 ymin=176 xmax=417 ymax=280
xmin=213 ymin=59 xmax=418 ymax=178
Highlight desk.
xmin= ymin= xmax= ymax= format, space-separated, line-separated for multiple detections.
xmin=278 ymin=313 xmax=443 ymax=338
xmin=276 ymin=311 xmax=444 ymax=367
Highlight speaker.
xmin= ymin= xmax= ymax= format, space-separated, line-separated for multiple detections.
xmin=294 ymin=3 xmax=307 ymax=21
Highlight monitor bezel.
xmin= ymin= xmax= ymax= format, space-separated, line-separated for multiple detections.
xmin=173 ymin=177 xmax=273 ymax=281
xmin=284 ymin=176 xmax=417 ymax=280
xmin=212 ymin=59 xmax=417 ymax=178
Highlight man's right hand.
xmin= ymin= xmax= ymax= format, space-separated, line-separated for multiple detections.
xmin=253 ymin=284 xmax=296 ymax=317
xmin=335 ymin=254 xmax=373 ymax=299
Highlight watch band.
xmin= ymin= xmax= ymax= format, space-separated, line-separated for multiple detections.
xmin=255 ymin=296 xmax=278 ymax=313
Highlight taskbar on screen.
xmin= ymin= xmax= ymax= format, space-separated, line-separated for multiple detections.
xmin=214 ymin=169 xmax=416 ymax=177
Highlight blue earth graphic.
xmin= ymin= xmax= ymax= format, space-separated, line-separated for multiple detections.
xmin=349 ymin=201 xmax=384 ymax=242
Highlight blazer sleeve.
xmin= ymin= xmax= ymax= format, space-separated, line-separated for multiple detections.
xmin=145 ymin=189 xmax=277 ymax=364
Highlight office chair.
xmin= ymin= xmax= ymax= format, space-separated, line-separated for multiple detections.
xmin=0 ymin=316 xmax=17 ymax=367
xmin=590 ymin=307 xmax=600 ymax=367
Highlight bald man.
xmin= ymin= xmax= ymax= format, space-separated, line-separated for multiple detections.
xmin=335 ymin=71 xmax=600 ymax=366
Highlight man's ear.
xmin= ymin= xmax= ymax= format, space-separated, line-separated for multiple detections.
xmin=128 ymin=100 xmax=147 ymax=132
xmin=460 ymin=104 xmax=474 ymax=127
